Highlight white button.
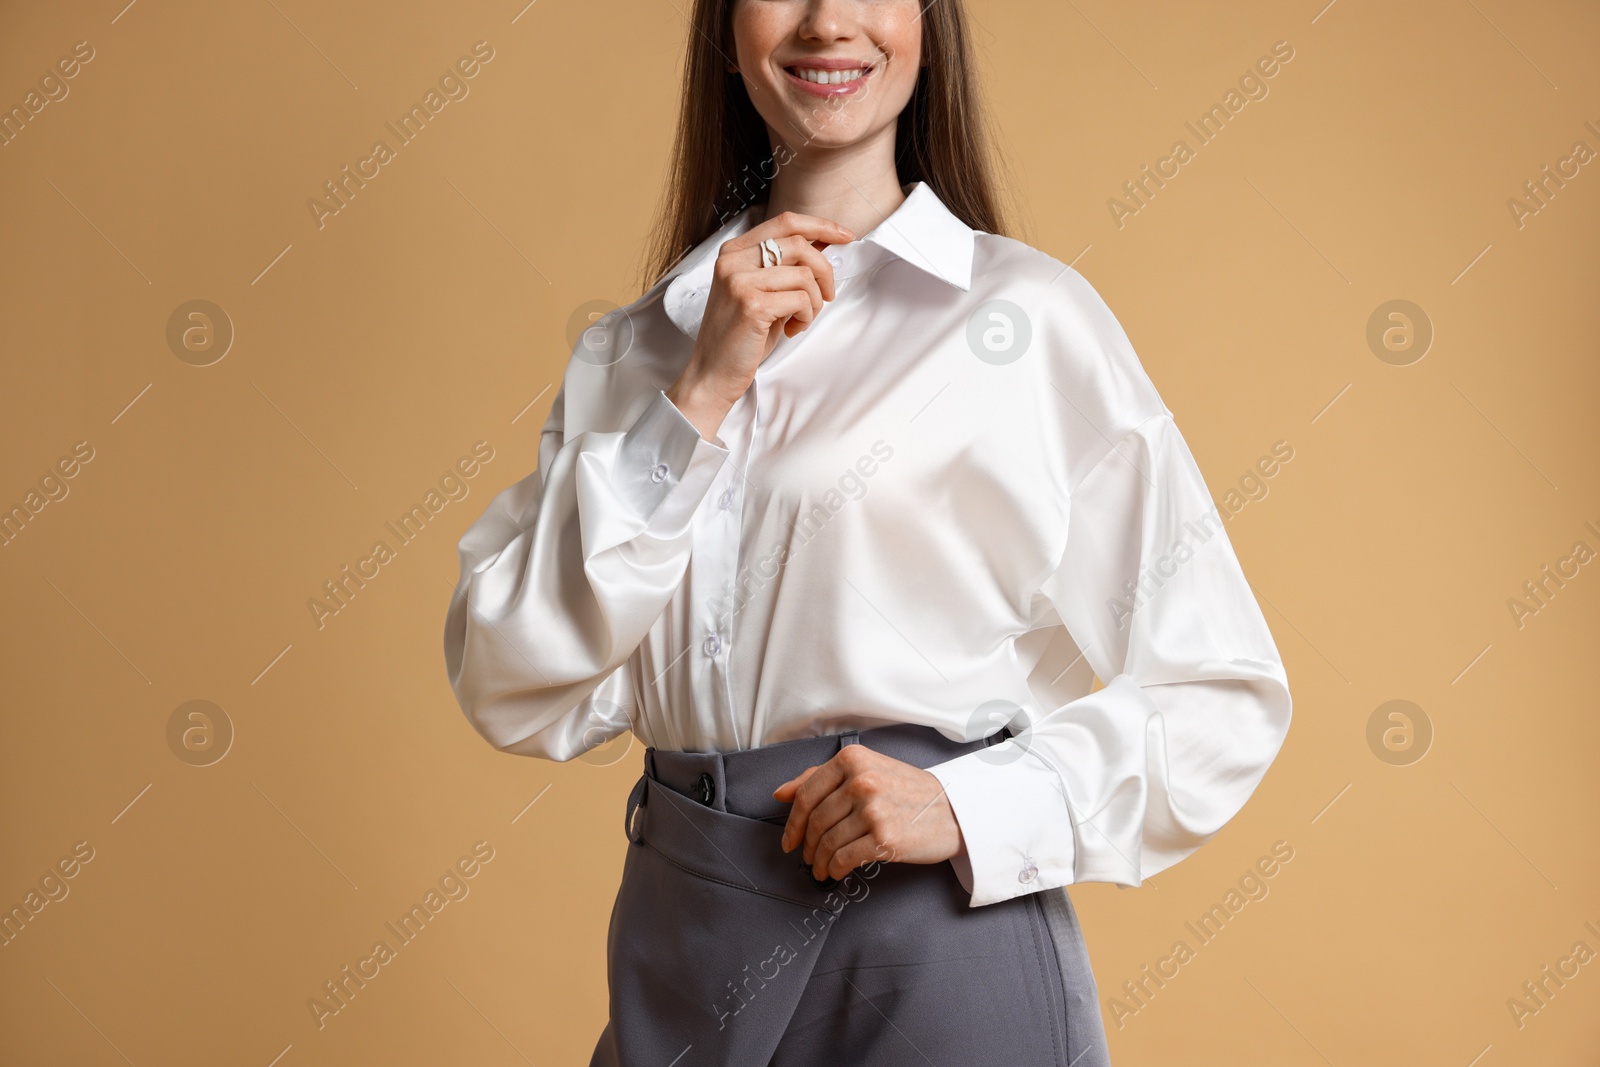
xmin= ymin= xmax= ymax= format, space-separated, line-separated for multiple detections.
xmin=650 ymin=462 xmax=669 ymax=483
xmin=717 ymin=487 xmax=735 ymax=510
xmin=703 ymin=633 xmax=722 ymax=657
xmin=1018 ymin=860 xmax=1038 ymax=884
xmin=826 ymin=252 xmax=843 ymax=268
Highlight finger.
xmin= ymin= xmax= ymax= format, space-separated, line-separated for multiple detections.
xmin=775 ymin=765 xmax=824 ymax=851
xmin=728 ymin=283 xmax=814 ymax=344
xmin=719 ymin=240 xmax=836 ymax=312
xmin=725 ymin=210 xmax=855 ymax=253
xmin=773 ymin=236 xmax=836 ymax=302
xmin=810 ymin=809 xmax=871 ymax=878
xmin=827 ymin=831 xmax=894 ymax=878
xmin=735 ymin=236 xmax=835 ymax=303
xmin=757 ymin=291 xmax=816 ymax=342
xmin=741 ymin=264 xmax=823 ymax=314
xmin=801 ymin=785 xmax=858 ymax=864
xmin=781 ymin=757 xmax=848 ymax=852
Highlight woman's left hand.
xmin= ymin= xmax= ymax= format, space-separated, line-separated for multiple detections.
xmin=772 ymin=744 xmax=966 ymax=881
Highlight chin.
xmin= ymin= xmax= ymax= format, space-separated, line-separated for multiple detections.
xmin=784 ymin=123 xmax=878 ymax=150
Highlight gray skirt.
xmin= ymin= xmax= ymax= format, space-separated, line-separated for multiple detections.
xmin=589 ymin=722 xmax=1112 ymax=1067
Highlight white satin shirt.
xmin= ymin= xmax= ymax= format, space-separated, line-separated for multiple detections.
xmin=443 ymin=180 xmax=1292 ymax=908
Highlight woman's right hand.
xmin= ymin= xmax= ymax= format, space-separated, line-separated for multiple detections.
xmin=666 ymin=211 xmax=855 ymax=441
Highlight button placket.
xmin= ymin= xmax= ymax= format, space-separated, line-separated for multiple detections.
xmin=717 ymin=379 xmax=766 ymax=747
xmin=685 ymin=384 xmax=756 ymax=750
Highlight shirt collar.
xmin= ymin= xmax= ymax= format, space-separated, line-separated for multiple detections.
xmin=660 ymin=180 xmax=976 ymax=340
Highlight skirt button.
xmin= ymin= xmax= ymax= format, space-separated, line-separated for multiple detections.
xmin=693 ymin=771 xmax=715 ymax=805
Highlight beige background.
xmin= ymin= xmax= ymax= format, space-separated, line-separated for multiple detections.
xmin=2 ymin=0 xmax=1597 ymax=1064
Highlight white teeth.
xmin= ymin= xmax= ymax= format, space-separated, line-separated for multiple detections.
xmin=795 ymin=66 xmax=867 ymax=85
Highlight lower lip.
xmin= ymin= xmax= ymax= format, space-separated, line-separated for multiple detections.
xmin=782 ymin=65 xmax=874 ymax=98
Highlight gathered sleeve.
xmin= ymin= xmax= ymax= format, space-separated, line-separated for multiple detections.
xmin=926 ymin=412 xmax=1293 ymax=907
xmin=442 ymin=380 xmax=730 ymax=759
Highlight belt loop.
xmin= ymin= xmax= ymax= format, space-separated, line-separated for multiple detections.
xmin=839 ymin=729 xmax=860 ymax=750
xmin=624 ymin=773 xmax=648 ymax=846
xmin=644 ymin=746 xmax=657 ymax=780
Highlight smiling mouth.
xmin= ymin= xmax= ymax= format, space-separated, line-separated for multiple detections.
xmin=780 ymin=62 xmax=878 ymax=95
xmin=784 ymin=64 xmax=873 ymax=86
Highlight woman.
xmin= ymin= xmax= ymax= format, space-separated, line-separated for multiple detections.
xmin=443 ymin=0 xmax=1292 ymax=1063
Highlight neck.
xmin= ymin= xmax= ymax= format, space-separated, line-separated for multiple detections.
xmin=760 ymin=124 xmax=907 ymax=241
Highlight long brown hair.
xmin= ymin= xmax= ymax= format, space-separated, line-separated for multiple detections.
xmin=638 ymin=0 xmax=1012 ymax=293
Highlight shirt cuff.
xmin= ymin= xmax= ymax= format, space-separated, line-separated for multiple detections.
xmin=613 ymin=389 xmax=729 ymax=532
xmin=947 ymin=842 xmax=975 ymax=895
xmin=925 ymin=742 xmax=1079 ymax=908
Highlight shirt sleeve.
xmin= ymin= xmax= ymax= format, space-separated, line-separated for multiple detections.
xmin=925 ymin=413 xmax=1292 ymax=907
xmin=442 ymin=382 xmax=730 ymax=759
